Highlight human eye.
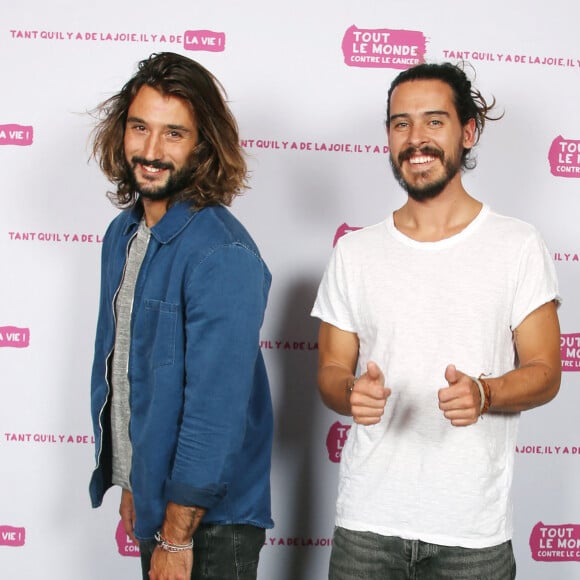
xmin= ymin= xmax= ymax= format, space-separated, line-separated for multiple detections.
xmin=128 ymin=123 xmax=147 ymax=133
xmin=428 ymin=117 xmax=444 ymax=127
xmin=392 ymin=119 xmax=409 ymax=130
xmin=165 ymin=128 xmax=188 ymax=141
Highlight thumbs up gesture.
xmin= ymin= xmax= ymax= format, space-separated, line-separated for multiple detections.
xmin=350 ymin=361 xmax=391 ymax=426
xmin=438 ymin=364 xmax=481 ymax=426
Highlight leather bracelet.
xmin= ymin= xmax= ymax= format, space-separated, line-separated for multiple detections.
xmin=471 ymin=376 xmax=486 ymax=414
xmin=154 ymin=531 xmax=194 ymax=552
xmin=479 ymin=376 xmax=492 ymax=415
xmin=471 ymin=376 xmax=492 ymax=417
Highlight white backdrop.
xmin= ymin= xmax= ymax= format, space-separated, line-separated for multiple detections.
xmin=1 ymin=1 xmax=580 ymax=578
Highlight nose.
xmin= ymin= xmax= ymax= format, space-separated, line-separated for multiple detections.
xmin=407 ymin=124 xmax=427 ymax=147
xmin=143 ymin=133 xmax=163 ymax=160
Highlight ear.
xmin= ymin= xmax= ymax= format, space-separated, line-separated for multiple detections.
xmin=462 ymin=118 xmax=477 ymax=148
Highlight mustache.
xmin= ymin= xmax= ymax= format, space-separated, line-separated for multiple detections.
xmin=398 ymin=146 xmax=444 ymax=164
xmin=131 ymin=156 xmax=175 ymax=171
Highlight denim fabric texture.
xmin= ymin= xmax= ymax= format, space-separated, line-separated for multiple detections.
xmin=139 ymin=524 xmax=265 ymax=580
xmin=329 ymin=527 xmax=516 ymax=580
xmin=90 ymin=202 xmax=273 ymax=539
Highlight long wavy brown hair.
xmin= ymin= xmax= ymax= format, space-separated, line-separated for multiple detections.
xmin=91 ymin=52 xmax=248 ymax=209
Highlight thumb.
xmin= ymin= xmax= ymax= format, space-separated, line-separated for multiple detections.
xmin=444 ymin=364 xmax=459 ymax=386
xmin=366 ymin=361 xmax=385 ymax=385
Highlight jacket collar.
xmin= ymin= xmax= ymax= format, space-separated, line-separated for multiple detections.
xmin=121 ymin=201 xmax=198 ymax=244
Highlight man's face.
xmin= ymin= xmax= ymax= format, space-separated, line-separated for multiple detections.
xmin=387 ymin=79 xmax=475 ymax=202
xmin=124 ymin=85 xmax=199 ymax=201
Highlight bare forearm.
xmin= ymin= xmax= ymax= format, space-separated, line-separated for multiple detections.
xmin=484 ymin=300 xmax=561 ymax=413
xmin=160 ymin=502 xmax=207 ymax=543
xmin=486 ymin=362 xmax=560 ymax=413
xmin=317 ymin=322 xmax=359 ymax=415
xmin=318 ymin=365 xmax=355 ymax=416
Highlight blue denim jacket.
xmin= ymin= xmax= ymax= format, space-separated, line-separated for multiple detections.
xmin=89 ymin=202 xmax=274 ymax=540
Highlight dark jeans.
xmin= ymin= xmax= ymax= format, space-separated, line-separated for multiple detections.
xmin=139 ymin=523 xmax=265 ymax=580
xmin=329 ymin=527 xmax=516 ymax=580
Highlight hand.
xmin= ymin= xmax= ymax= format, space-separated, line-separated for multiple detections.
xmin=438 ymin=364 xmax=481 ymax=426
xmin=350 ymin=361 xmax=390 ymax=425
xmin=149 ymin=546 xmax=193 ymax=580
xmin=119 ymin=488 xmax=137 ymax=543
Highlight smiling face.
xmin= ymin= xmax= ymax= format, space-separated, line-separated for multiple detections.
xmin=124 ymin=85 xmax=199 ymax=202
xmin=387 ymin=79 xmax=475 ymax=202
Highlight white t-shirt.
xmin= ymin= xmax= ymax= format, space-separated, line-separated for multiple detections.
xmin=311 ymin=205 xmax=559 ymax=548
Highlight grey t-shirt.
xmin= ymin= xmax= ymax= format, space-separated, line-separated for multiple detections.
xmin=110 ymin=219 xmax=151 ymax=490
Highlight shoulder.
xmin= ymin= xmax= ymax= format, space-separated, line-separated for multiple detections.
xmin=190 ymin=205 xmax=262 ymax=256
xmin=102 ymin=207 xmax=140 ymax=243
xmin=484 ymin=209 xmax=541 ymax=240
xmin=334 ymin=219 xmax=388 ymax=252
xmin=177 ymin=206 xmax=269 ymax=280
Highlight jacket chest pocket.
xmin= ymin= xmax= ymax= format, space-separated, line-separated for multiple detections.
xmin=141 ymin=299 xmax=179 ymax=368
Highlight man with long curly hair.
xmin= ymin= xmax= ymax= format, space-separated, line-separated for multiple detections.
xmin=89 ymin=52 xmax=273 ymax=580
xmin=312 ymin=62 xmax=561 ymax=579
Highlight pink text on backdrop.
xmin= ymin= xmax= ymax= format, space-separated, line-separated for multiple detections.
xmin=326 ymin=421 xmax=351 ymax=463
xmin=0 ymin=124 xmax=33 ymax=146
xmin=342 ymin=26 xmax=427 ymax=69
xmin=548 ymin=136 xmax=580 ymax=178
xmin=530 ymin=522 xmax=580 ymax=561
xmin=184 ymin=30 xmax=225 ymax=52
xmin=0 ymin=526 xmax=26 ymax=547
xmin=115 ymin=520 xmax=140 ymax=557
xmin=0 ymin=326 xmax=30 ymax=348
xmin=561 ymin=333 xmax=580 ymax=371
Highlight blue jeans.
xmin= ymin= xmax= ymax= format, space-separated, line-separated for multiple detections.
xmin=329 ymin=527 xmax=516 ymax=580
xmin=139 ymin=523 xmax=265 ymax=580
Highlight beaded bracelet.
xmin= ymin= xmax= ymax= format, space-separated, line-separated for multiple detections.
xmin=154 ymin=531 xmax=194 ymax=552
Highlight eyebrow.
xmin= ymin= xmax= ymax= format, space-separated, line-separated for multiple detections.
xmin=389 ymin=110 xmax=450 ymax=123
xmin=126 ymin=116 xmax=193 ymax=133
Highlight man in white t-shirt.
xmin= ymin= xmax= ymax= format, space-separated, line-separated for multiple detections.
xmin=311 ymin=62 xmax=561 ymax=579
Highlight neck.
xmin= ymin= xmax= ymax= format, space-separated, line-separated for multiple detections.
xmin=141 ymin=197 xmax=169 ymax=228
xmin=393 ymin=183 xmax=482 ymax=242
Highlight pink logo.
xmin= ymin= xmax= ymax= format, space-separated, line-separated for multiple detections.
xmin=326 ymin=421 xmax=351 ymax=463
xmin=561 ymin=333 xmax=580 ymax=371
xmin=115 ymin=520 xmax=140 ymax=557
xmin=0 ymin=526 xmax=26 ymax=547
xmin=184 ymin=30 xmax=225 ymax=52
xmin=530 ymin=522 xmax=580 ymax=561
xmin=0 ymin=326 xmax=30 ymax=348
xmin=342 ymin=26 xmax=427 ymax=69
xmin=0 ymin=124 xmax=33 ymax=146
xmin=333 ymin=223 xmax=362 ymax=247
xmin=548 ymin=136 xmax=580 ymax=178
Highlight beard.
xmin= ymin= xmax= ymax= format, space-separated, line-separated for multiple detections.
xmin=127 ymin=156 xmax=195 ymax=202
xmin=390 ymin=144 xmax=462 ymax=202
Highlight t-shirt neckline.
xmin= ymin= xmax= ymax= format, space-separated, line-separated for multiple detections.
xmin=386 ymin=203 xmax=490 ymax=249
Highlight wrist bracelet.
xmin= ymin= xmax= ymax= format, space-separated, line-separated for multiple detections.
xmin=479 ymin=376 xmax=492 ymax=415
xmin=154 ymin=531 xmax=194 ymax=552
xmin=470 ymin=376 xmax=492 ymax=417
xmin=471 ymin=377 xmax=486 ymax=414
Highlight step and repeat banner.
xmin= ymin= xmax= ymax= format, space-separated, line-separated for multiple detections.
xmin=1 ymin=1 xmax=579 ymax=578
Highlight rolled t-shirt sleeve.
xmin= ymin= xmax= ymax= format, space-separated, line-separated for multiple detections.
xmin=311 ymin=242 xmax=357 ymax=333
xmin=511 ymin=229 xmax=561 ymax=330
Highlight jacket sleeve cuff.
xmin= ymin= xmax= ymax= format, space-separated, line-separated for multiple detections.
xmin=164 ymin=479 xmax=227 ymax=510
